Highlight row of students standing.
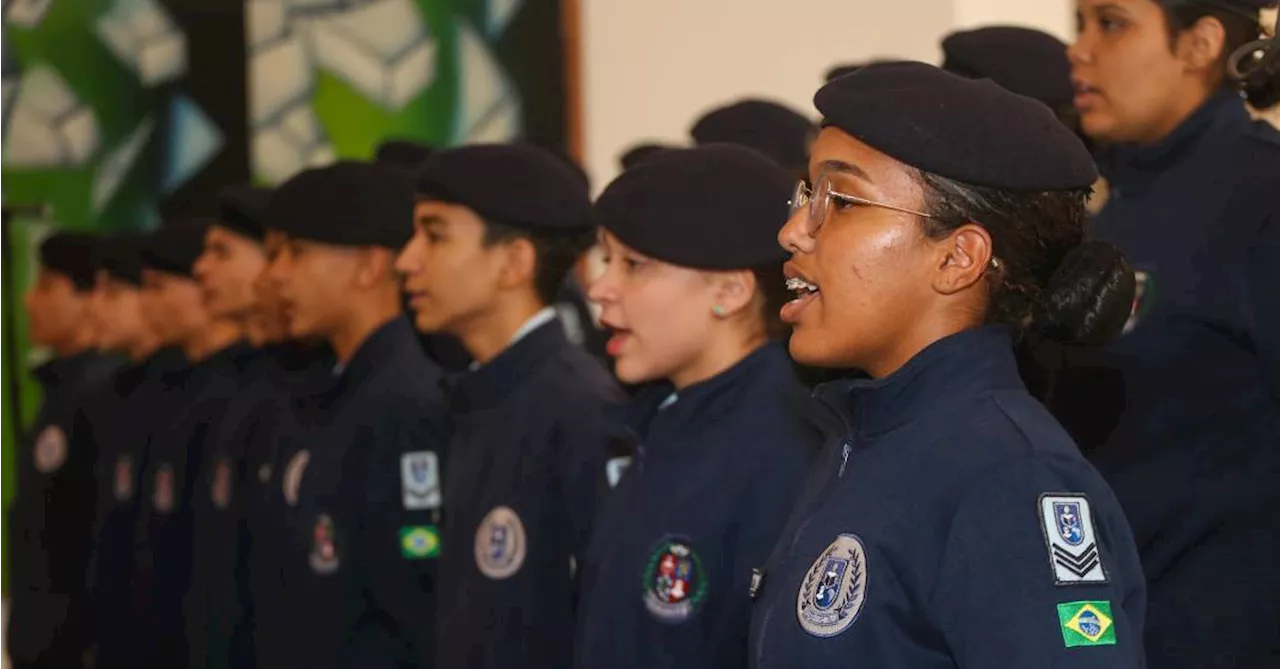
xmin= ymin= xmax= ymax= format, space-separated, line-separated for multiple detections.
xmin=9 ymin=4 xmax=1279 ymax=668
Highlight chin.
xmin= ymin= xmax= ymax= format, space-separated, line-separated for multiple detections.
xmin=788 ymin=330 xmax=853 ymax=369
xmin=613 ymin=357 xmax=658 ymax=386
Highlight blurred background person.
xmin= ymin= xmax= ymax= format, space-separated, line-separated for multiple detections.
xmin=1069 ymin=0 xmax=1280 ymax=665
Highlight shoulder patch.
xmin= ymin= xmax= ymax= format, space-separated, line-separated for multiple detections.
xmin=283 ymin=449 xmax=310 ymax=507
xmin=34 ymin=425 xmax=68 ymax=473
xmin=309 ymin=513 xmax=340 ymax=574
xmin=153 ymin=464 xmax=175 ymax=513
xmin=606 ymin=456 xmax=631 ymax=488
xmin=113 ymin=455 xmax=134 ymax=501
xmin=475 ymin=506 xmax=526 ymax=579
xmin=1058 ymin=600 xmax=1117 ymax=647
xmin=642 ymin=537 xmax=708 ymax=623
xmin=1039 ymin=493 xmax=1108 ymax=585
xmin=400 ymin=525 xmax=440 ymax=560
xmin=797 ymin=534 xmax=868 ymax=638
xmin=400 ymin=451 xmax=440 ymax=510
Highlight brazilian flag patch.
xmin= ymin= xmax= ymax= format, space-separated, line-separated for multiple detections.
xmin=399 ymin=525 xmax=441 ymax=560
xmin=1057 ymin=601 xmax=1117 ymax=648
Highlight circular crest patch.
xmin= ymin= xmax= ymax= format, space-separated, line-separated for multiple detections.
xmin=309 ymin=513 xmax=340 ymax=574
xmin=211 ymin=458 xmax=232 ymax=510
xmin=797 ymin=534 xmax=868 ymax=638
xmin=113 ymin=455 xmax=134 ymax=502
xmin=34 ymin=426 xmax=67 ymax=473
xmin=641 ymin=537 xmax=708 ymax=623
xmin=153 ymin=464 xmax=175 ymax=513
xmin=283 ymin=449 xmax=310 ymax=507
xmin=474 ymin=506 xmax=526 ymax=580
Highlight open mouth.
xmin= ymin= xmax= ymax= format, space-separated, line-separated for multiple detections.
xmin=781 ymin=273 xmax=820 ymax=324
xmin=601 ymin=321 xmax=631 ymax=357
xmin=1072 ymin=80 xmax=1101 ymax=106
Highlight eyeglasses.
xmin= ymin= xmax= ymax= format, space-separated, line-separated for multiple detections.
xmin=789 ymin=176 xmax=937 ymax=235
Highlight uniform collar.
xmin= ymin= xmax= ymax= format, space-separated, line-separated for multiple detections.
xmin=1098 ymin=91 xmax=1250 ymax=188
xmin=32 ymin=349 xmax=108 ymax=388
xmin=612 ymin=342 xmax=794 ymax=442
xmin=467 ymin=307 xmax=559 ymax=372
xmin=326 ymin=316 xmax=419 ymax=396
xmin=814 ymin=325 xmax=1024 ymax=438
xmin=453 ymin=316 xmax=567 ymax=410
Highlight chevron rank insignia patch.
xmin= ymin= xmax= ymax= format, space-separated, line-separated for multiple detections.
xmin=1039 ymin=494 xmax=1108 ymax=585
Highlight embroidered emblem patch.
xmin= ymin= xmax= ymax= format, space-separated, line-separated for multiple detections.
xmin=1122 ymin=269 xmax=1153 ymax=334
xmin=309 ymin=513 xmax=340 ymax=574
xmin=113 ymin=455 xmax=134 ymax=502
xmin=1058 ymin=601 xmax=1117 ymax=647
xmin=797 ymin=534 xmax=868 ymax=638
xmin=283 ymin=449 xmax=310 ymax=507
xmin=400 ymin=451 xmax=440 ymax=510
xmin=1039 ymin=494 xmax=1108 ymax=585
xmin=211 ymin=458 xmax=232 ymax=510
xmin=34 ymin=425 xmax=67 ymax=473
xmin=153 ymin=464 xmax=175 ymax=513
xmin=474 ymin=506 xmax=526 ymax=580
xmin=641 ymin=537 xmax=708 ymax=623
xmin=400 ymin=525 xmax=441 ymax=560
xmin=606 ymin=456 xmax=632 ymax=488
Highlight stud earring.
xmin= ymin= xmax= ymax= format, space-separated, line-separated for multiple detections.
xmin=712 ymin=305 xmax=727 ymax=317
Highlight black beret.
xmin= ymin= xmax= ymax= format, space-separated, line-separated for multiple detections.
xmin=142 ymin=219 xmax=209 ymax=277
xmin=618 ymin=143 xmax=676 ymax=170
xmin=595 ymin=144 xmax=791 ymax=271
xmin=942 ymin=27 xmax=1073 ymax=110
xmin=824 ymin=59 xmax=904 ymax=83
xmin=1159 ymin=0 xmax=1277 ymax=15
xmin=690 ymin=99 xmax=815 ymax=170
xmin=374 ymin=139 xmax=434 ymax=172
xmin=265 ymin=161 xmax=416 ymax=249
xmin=415 ymin=144 xmax=593 ymax=231
xmin=815 ymin=61 xmax=1097 ymax=190
xmin=93 ymin=232 xmax=148 ymax=286
xmin=38 ymin=231 xmax=98 ymax=291
xmin=218 ymin=184 xmax=272 ymax=241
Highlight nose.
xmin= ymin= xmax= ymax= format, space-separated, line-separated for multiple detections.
xmin=192 ymin=252 xmax=212 ymax=284
xmin=395 ymin=231 xmax=424 ymax=279
xmin=585 ymin=262 xmax=617 ymax=306
xmin=1068 ymin=24 xmax=1092 ymax=66
xmin=778 ymin=211 xmax=816 ymax=256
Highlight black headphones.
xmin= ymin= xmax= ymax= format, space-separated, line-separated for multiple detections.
xmin=1228 ymin=8 xmax=1280 ymax=108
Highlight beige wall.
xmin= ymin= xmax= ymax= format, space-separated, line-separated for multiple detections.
xmin=579 ymin=0 xmax=1073 ymax=190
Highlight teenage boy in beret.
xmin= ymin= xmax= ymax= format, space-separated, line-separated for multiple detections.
xmin=9 ymin=232 xmax=119 ymax=669
xmin=397 ymin=143 xmax=626 ymax=669
xmin=257 ymin=162 xmax=449 ymax=669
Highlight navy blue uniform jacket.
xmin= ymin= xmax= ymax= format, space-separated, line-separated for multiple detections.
xmin=82 ymin=347 xmax=187 ymax=669
xmin=1069 ymin=92 xmax=1280 ymax=668
xmin=749 ymin=327 xmax=1147 ymax=668
xmin=7 ymin=350 xmax=118 ymax=667
xmin=270 ymin=317 xmax=449 ymax=669
xmin=436 ymin=318 xmax=626 ymax=669
xmin=576 ymin=343 xmax=823 ymax=669
xmin=132 ymin=342 xmax=251 ymax=667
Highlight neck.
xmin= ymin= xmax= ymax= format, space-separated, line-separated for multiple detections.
xmin=328 ymin=299 xmax=401 ymax=364
xmin=670 ymin=330 xmax=768 ymax=390
xmin=185 ymin=319 xmax=243 ymax=362
xmin=1137 ymin=85 xmax=1217 ymax=146
xmin=127 ymin=335 xmax=161 ymax=363
xmin=244 ymin=314 xmax=275 ymax=348
xmin=457 ymin=293 xmax=544 ymax=365
xmin=865 ymin=313 xmax=974 ymax=379
xmin=53 ymin=325 xmax=99 ymax=358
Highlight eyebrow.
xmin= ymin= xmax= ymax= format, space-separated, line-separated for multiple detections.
xmin=816 ymin=159 xmax=873 ymax=183
xmin=417 ymin=215 xmax=445 ymax=227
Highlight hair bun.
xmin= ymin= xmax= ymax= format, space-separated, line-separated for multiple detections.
xmin=1035 ymin=240 xmax=1136 ymax=346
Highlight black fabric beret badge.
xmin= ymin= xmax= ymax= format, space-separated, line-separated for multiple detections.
xmin=814 ymin=61 xmax=1097 ymax=191
xmin=414 ymin=143 xmax=593 ymax=231
xmin=265 ymin=161 xmax=416 ymax=249
xmin=595 ymin=143 xmax=792 ymax=271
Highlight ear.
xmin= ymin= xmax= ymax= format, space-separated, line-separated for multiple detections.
xmin=354 ymin=247 xmax=396 ymax=288
xmin=497 ymin=237 xmax=538 ymax=291
xmin=1176 ymin=15 xmax=1227 ymax=73
xmin=931 ymin=223 xmax=993 ymax=295
xmin=709 ymin=269 xmax=758 ymax=317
